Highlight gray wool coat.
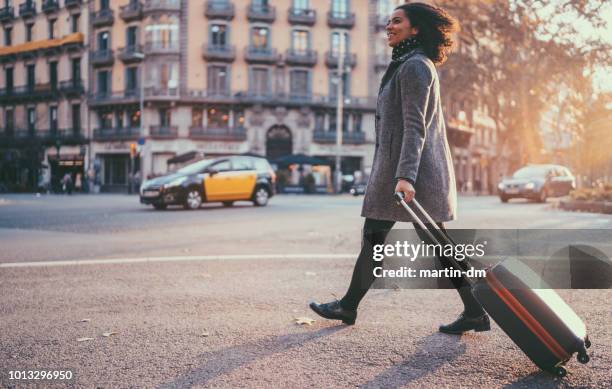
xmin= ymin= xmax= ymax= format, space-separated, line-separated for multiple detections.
xmin=361 ymin=48 xmax=457 ymax=223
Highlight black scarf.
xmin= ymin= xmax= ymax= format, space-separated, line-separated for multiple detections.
xmin=391 ymin=36 xmax=421 ymax=61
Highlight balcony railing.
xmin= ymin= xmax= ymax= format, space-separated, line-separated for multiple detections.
xmin=287 ymin=7 xmax=316 ymax=26
xmin=189 ymin=127 xmax=246 ymax=141
xmin=41 ymin=128 xmax=87 ymax=144
xmin=88 ymin=91 xmax=140 ymax=106
xmin=313 ymin=130 xmax=365 ymax=144
xmin=93 ymin=127 xmax=140 ymax=141
xmin=19 ymin=1 xmax=36 ymax=18
xmin=41 ymin=0 xmax=59 ymax=14
xmin=327 ymin=11 xmax=355 ymax=28
xmin=244 ymin=46 xmax=278 ymax=64
xmin=118 ymin=45 xmax=144 ymax=63
xmin=247 ymin=3 xmax=275 ymax=22
xmin=120 ymin=1 xmax=143 ymax=22
xmin=144 ymin=86 xmax=179 ymax=98
xmin=0 ymin=6 xmax=14 ymax=22
xmin=64 ymin=0 xmax=82 ymax=9
xmin=205 ymin=0 xmax=234 ymax=20
xmin=0 ymin=83 xmax=55 ymax=102
xmin=150 ymin=125 xmax=178 ymax=138
xmin=59 ymin=79 xmax=84 ymax=95
xmin=202 ymin=44 xmax=236 ymax=62
xmin=144 ymin=0 xmax=180 ymax=13
xmin=325 ymin=51 xmax=357 ymax=68
xmin=91 ymin=49 xmax=115 ymax=67
xmin=285 ymin=49 xmax=317 ymax=67
xmin=144 ymin=40 xmax=179 ymax=55
xmin=91 ymin=8 xmax=114 ymax=28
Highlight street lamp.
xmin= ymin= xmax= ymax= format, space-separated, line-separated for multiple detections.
xmin=132 ymin=51 xmax=146 ymax=195
xmin=335 ymin=36 xmax=346 ymax=194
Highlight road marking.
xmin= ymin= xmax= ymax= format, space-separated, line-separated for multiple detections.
xmin=0 ymin=254 xmax=355 ymax=268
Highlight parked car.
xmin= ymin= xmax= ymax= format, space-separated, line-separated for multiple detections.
xmin=497 ymin=164 xmax=575 ymax=203
xmin=140 ymin=155 xmax=276 ymax=210
xmin=349 ymin=183 xmax=367 ymax=196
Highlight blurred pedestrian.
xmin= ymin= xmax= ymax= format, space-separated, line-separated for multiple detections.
xmin=310 ymin=2 xmax=489 ymax=334
xmin=75 ymin=173 xmax=82 ymax=193
xmin=62 ymin=173 xmax=73 ymax=195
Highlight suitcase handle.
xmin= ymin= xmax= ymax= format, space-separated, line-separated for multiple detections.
xmin=394 ymin=192 xmax=476 ymax=285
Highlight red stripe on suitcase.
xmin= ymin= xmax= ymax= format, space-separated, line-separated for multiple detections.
xmin=485 ymin=272 xmax=570 ymax=362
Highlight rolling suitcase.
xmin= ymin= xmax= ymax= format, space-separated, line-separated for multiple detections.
xmin=394 ymin=193 xmax=591 ymax=377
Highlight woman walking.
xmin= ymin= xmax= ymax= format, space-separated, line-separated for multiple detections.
xmin=310 ymin=3 xmax=489 ymax=334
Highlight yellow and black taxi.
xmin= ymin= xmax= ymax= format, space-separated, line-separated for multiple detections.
xmin=140 ymin=155 xmax=276 ymax=210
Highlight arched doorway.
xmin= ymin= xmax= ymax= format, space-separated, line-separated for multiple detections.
xmin=266 ymin=125 xmax=293 ymax=160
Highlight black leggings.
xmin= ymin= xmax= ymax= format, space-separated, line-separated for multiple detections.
xmin=340 ymin=218 xmax=485 ymax=317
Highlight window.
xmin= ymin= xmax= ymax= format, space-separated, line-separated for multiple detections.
xmin=250 ymin=26 xmax=269 ymax=49
xmin=26 ymin=23 xmax=33 ymax=42
xmin=331 ymin=0 xmax=349 ymax=15
xmin=49 ymin=106 xmax=58 ymax=131
xmin=128 ymin=108 xmax=140 ymax=128
xmin=207 ymin=106 xmax=229 ymax=129
xmin=147 ymin=62 xmax=179 ymax=90
xmin=71 ymin=14 xmax=80 ymax=33
xmin=291 ymin=29 xmax=309 ymax=51
xmin=26 ymin=64 xmax=35 ymax=90
xmin=115 ymin=111 xmax=124 ymax=128
xmin=329 ymin=70 xmax=350 ymax=98
xmin=289 ymin=69 xmax=310 ymax=98
xmin=72 ymin=104 xmax=81 ymax=131
xmin=125 ymin=67 xmax=138 ymax=93
xmin=232 ymin=157 xmax=253 ymax=171
xmin=72 ymin=58 xmax=81 ymax=81
xmin=5 ymin=68 xmax=13 ymax=91
xmin=100 ymin=0 xmax=110 ymax=10
xmin=145 ymin=18 xmax=179 ymax=50
xmin=293 ymin=0 xmax=309 ymax=10
xmin=331 ymin=31 xmax=349 ymax=55
xmin=159 ymin=108 xmax=171 ymax=127
xmin=314 ymin=111 xmax=325 ymax=131
xmin=191 ymin=107 xmax=203 ymax=127
xmin=353 ymin=113 xmax=362 ymax=132
xmin=126 ymin=26 xmax=138 ymax=47
xmin=5 ymin=108 xmax=14 ymax=132
xmin=49 ymin=61 xmax=58 ymax=89
xmin=235 ymin=109 xmax=245 ymax=127
xmin=210 ymin=24 xmax=227 ymax=47
xmin=27 ymin=107 xmax=36 ymax=131
xmin=98 ymin=31 xmax=109 ymax=50
xmin=97 ymin=70 xmax=109 ymax=95
xmin=250 ymin=67 xmax=270 ymax=96
xmin=4 ymin=27 xmax=11 ymax=46
xmin=210 ymin=160 xmax=231 ymax=172
xmin=207 ymin=65 xmax=228 ymax=95
xmin=328 ymin=112 xmax=349 ymax=132
xmin=99 ymin=111 xmax=113 ymax=128
xmin=48 ymin=19 xmax=56 ymax=39
xmin=377 ymin=0 xmax=393 ymax=17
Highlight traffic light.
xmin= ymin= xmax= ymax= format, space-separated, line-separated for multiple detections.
xmin=130 ymin=143 xmax=137 ymax=158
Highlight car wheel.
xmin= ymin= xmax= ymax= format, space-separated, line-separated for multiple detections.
xmin=184 ymin=189 xmax=203 ymax=210
xmin=153 ymin=204 xmax=167 ymax=210
xmin=253 ymin=187 xmax=269 ymax=207
xmin=223 ymin=201 xmax=234 ymax=207
xmin=500 ymin=195 xmax=509 ymax=203
xmin=537 ymin=188 xmax=548 ymax=203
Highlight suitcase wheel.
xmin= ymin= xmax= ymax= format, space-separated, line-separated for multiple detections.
xmin=555 ymin=366 xmax=567 ymax=378
xmin=577 ymin=352 xmax=590 ymax=364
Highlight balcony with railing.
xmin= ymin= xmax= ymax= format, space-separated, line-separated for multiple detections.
xmin=144 ymin=86 xmax=179 ymax=99
xmin=64 ymin=0 xmax=82 ymax=9
xmin=93 ymin=127 xmax=140 ymax=141
xmin=286 ymin=49 xmax=317 ymax=67
xmin=205 ymin=0 xmax=234 ymax=20
xmin=120 ymin=1 xmax=143 ymax=22
xmin=41 ymin=0 xmax=59 ymax=14
xmin=19 ymin=1 xmax=36 ymax=18
xmin=327 ymin=11 xmax=355 ymax=28
xmin=0 ymin=6 xmax=14 ymax=22
xmin=202 ymin=44 xmax=236 ymax=62
xmin=150 ymin=125 xmax=178 ymax=139
xmin=59 ymin=79 xmax=84 ymax=96
xmin=118 ymin=45 xmax=144 ymax=63
xmin=0 ymin=83 xmax=55 ymax=103
xmin=313 ymin=130 xmax=365 ymax=144
xmin=40 ymin=128 xmax=87 ymax=145
xmin=287 ymin=7 xmax=316 ymax=26
xmin=244 ymin=46 xmax=278 ymax=64
xmin=325 ymin=51 xmax=357 ymax=68
xmin=91 ymin=49 xmax=115 ymax=67
xmin=88 ymin=90 xmax=140 ymax=107
xmin=247 ymin=3 xmax=275 ymax=23
xmin=92 ymin=8 xmax=114 ymax=28
xmin=144 ymin=40 xmax=179 ymax=55
xmin=143 ymin=0 xmax=180 ymax=13
xmin=189 ymin=126 xmax=246 ymax=141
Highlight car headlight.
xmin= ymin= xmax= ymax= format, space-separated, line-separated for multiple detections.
xmin=525 ymin=182 xmax=535 ymax=190
xmin=164 ymin=177 xmax=187 ymax=188
xmin=497 ymin=183 xmax=505 ymax=190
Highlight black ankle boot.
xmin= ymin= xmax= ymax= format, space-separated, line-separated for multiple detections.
xmin=439 ymin=312 xmax=490 ymax=334
xmin=309 ymin=300 xmax=357 ymax=325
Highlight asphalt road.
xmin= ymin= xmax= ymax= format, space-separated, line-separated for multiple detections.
xmin=0 ymin=194 xmax=610 ymax=388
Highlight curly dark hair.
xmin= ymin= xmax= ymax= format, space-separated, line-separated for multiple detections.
xmin=395 ymin=2 xmax=459 ymax=65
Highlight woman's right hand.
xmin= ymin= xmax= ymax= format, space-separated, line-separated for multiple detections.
xmin=395 ymin=179 xmax=416 ymax=203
